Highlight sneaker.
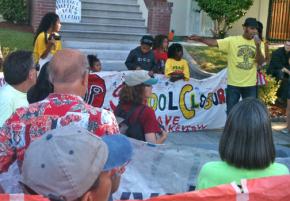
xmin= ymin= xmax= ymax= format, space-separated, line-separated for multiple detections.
xmin=281 ymin=128 xmax=290 ymax=134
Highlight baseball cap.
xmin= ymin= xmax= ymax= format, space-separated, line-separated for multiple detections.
xmin=140 ymin=35 xmax=154 ymax=46
xmin=21 ymin=125 xmax=133 ymax=201
xmin=243 ymin=18 xmax=258 ymax=28
xmin=124 ymin=70 xmax=158 ymax=86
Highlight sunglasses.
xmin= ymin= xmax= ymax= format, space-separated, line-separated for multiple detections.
xmin=33 ymin=63 xmax=40 ymax=71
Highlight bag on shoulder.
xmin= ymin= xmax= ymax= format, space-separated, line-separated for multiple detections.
xmin=115 ymin=104 xmax=146 ymax=141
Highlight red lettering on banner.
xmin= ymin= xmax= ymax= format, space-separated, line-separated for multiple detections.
xmin=217 ymin=88 xmax=226 ymax=104
xmin=113 ymin=83 xmax=124 ymax=97
xmin=172 ymin=116 xmax=180 ymax=125
xmin=157 ymin=116 xmax=163 ymax=125
xmin=165 ymin=115 xmax=172 ymax=126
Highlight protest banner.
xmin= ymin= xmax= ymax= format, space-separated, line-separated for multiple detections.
xmin=85 ymin=70 xmax=228 ymax=131
xmin=56 ymin=0 xmax=81 ymax=23
xmin=0 ymin=70 xmax=227 ymax=130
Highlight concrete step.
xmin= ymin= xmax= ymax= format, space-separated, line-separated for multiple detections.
xmin=63 ymin=41 xmax=138 ymax=50
xmin=61 ymin=30 xmax=145 ymax=41
xmin=83 ymin=0 xmax=138 ymax=4
xmin=102 ymin=60 xmax=127 ymax=71
xmin=82 ymin=8 xmax=142 ymax=18
xmin=82 ymin=2 xmax=140 ymax=12
xmin=62 ymin=23 xmax=146 ymax=33
xmin=78 ymin=49 xmax=129 ymax=61
xmin=81 ymin=15 xmax=146 ymax=26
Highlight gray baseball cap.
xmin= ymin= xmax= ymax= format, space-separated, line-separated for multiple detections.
xmin=124 ymin=70 xmax=158 ymax=86
xmin=21 ymin=125 xmax=133 ymax=201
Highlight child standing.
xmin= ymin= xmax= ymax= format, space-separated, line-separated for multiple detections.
xmin=165 ymin=43 xmax=190 ymax=82
xmin=125 ymin=35 xmax=156 ymax=75
xmin=87 ymin=54 xmax=102 ymax=72
xmin=153 ymin=35 xmax=169 ymax=74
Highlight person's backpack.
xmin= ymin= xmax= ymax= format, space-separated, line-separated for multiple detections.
xmin=115 ymin=104 xmax=146 ymax=141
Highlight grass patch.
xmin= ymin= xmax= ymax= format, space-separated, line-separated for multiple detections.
xmin=0 ymin=28 xmax=33 ymax=51
xmin=185 ymin=46 xmax=227 ymax=73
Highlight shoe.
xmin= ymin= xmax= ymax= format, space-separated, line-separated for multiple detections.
xmin=281 ymin=128 xmax=290 ymax=134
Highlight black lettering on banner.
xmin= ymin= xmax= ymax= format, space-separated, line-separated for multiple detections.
xmin=169 ymin=92 xmax=178 ymax=110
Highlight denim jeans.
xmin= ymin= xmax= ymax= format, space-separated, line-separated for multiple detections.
xmin=226 ymin=85 xmax=257 ymax=114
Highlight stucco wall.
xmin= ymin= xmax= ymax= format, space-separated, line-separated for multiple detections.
xmin=168 ymin=0 xmax=191 ymax=35
xmin=228 ymin=0 xmax=270 ymax=37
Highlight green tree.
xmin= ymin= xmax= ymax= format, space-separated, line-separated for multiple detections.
xmin=195 ymin=0 xmax=253 ymax=38
xmin=0 ymin=0 xmax=28 ymax=24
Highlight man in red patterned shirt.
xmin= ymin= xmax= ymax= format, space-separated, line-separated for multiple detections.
xmin=0 ymin=49 xmax=119 ymax=191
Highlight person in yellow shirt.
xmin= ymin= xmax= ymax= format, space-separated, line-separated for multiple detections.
xmin=33 ymin=12 xmax=62 ymax=66
xmin=188 ymin=18 xmax=265 ymax=114
xmin=165 ymin=43 xmax=190 ymax=82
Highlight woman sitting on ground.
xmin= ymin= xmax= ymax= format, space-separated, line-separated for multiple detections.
xmin=115 ymin=70 xmax=168 ymax=144
xmin=196 ymin=98 xmax=289 ymax=190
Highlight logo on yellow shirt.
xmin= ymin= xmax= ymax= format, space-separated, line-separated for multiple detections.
xmin=236 ymin=45 xmax=256 ymax=70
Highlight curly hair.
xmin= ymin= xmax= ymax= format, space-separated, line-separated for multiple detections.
xmin=119 ymin=84 xmax=146 ymax=105
xmin=167 ymin=43 xmax=183 ymax=59
xmin=153 ymin=34 xmax=168 ymax=50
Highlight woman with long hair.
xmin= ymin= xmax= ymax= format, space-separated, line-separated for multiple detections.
xmin=115 ymin=70 xmax=168 ymax=144
xmin=33 ymin=12 xmax=62 ymax=66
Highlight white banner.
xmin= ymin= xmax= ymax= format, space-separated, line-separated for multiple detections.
xmin=56 ymin=0 xmax=81 ymax=23
xmin=113 ymin=138 xmax=219 ymax=200
xmin=85 ymin=70 xmax=228 ymax=131
xmin=0 ymin=70 xmax=228 ymax=131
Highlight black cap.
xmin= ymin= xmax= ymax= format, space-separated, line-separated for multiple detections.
xmin=243 ymin=18 xmax=258 ymax=28
xmin=140 ymin=35 xmax=154 ymax=46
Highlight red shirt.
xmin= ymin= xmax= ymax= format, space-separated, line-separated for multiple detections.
xmin=0 ymin=93 xmax=119 ymax=172
xmin=117 ymin=103 xmax=161 ymax=135
xmin=154 ymin=50 xmax=168 ymax=62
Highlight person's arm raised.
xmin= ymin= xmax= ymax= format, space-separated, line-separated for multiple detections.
xmin=188 ymin=35 xmax=218 ymax=47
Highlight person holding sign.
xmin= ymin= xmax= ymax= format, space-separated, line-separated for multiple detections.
xmin=33 ymin=12 xmax=62 ymax=67
xmin=165 ymin=43 xmax=190 ymax=82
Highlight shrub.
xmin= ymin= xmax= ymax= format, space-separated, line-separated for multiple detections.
xmin=0 ymin=47 xmax=15 ymax=71
xmin=258 ymin=70 xmax=281 ymax=105
xmin=0 ymin=0 xmax=28 ymax=24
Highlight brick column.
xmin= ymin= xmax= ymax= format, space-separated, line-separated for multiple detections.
xmin=146 ymin=0 xmax=173 ymax=35
xmin=30 ymin=0 xmax=56 ymax=32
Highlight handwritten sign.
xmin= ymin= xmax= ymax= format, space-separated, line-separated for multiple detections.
xmin=56 ymin=0 xmax=81 ymax=23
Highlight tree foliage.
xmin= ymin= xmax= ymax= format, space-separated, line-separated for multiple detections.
xmin=195 ymin=0 xmax=254 ymax=38
xmin=0 ymin=0 xmax=28 ymax=24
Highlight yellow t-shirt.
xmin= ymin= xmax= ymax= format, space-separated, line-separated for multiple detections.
xmin=217 ymin=36 xmax=264 ymax=87
xmin=33 ymin=32 xmax=62 ymax=63
xmin=165 ymin=58 xmax=190 ymax=81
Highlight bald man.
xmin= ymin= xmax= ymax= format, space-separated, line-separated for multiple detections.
xmin=0 ymin=49 xmax=119 ymax=192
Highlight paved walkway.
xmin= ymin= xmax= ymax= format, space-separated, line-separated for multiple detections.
xmin=167 ymin=121 xmax=290 ymax=166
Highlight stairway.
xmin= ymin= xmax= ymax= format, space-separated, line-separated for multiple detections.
xmin=61 ymin=0 xmax=148 ymax=71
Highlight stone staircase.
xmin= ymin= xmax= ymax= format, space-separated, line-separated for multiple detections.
xmin=61 ymin=0 xmax=148 ymax=71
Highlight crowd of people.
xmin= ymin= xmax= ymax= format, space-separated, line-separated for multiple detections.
xmin=0 ymin=11 xmax=289 ymax=200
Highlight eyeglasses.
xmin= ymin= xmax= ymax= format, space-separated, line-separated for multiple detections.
xmin=33 ymin=64 xmax=40 ymax=71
